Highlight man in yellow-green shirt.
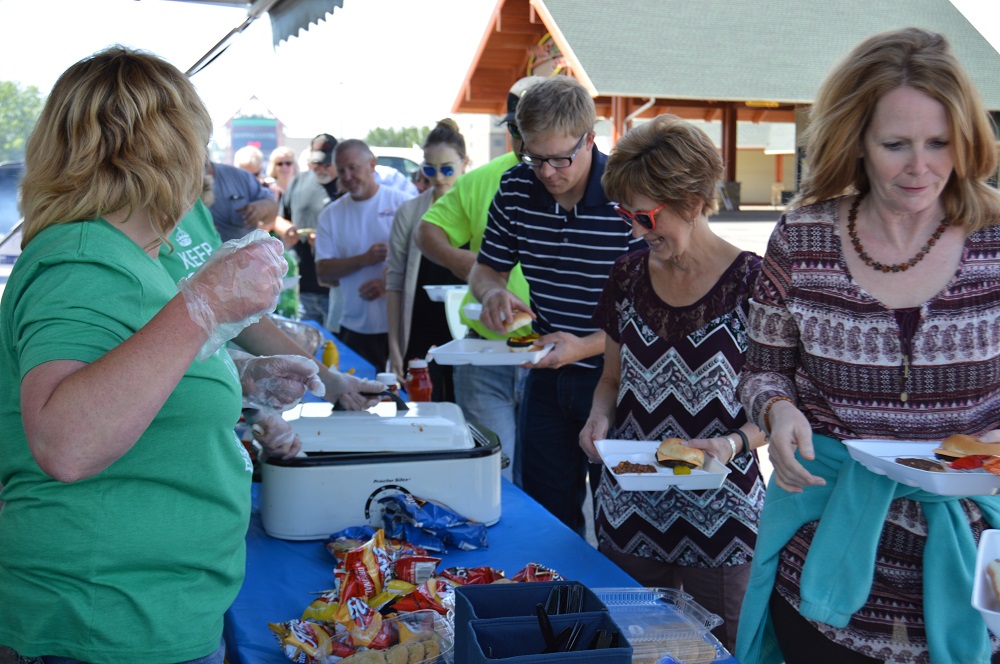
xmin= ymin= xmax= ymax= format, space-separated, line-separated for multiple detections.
xmin=415 ymin=76 xmax=545 ymax=486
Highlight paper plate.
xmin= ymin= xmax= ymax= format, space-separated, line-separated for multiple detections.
xmin=595 ymin=440 xmax=730 ymax=491
xmin=428 ymin=338 xmax=552 ymax=366
xmin=844 ymin=439 xmax=1000 ymax=496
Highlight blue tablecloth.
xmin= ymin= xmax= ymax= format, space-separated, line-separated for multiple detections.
xmin=224 ymin=481 xmax=641 ymax=663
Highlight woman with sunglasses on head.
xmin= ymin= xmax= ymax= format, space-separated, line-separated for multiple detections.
xmin=386 ymin=119 xmax=469 ymax=397
xmin=578 ymin=114 xmax=766 ymax=652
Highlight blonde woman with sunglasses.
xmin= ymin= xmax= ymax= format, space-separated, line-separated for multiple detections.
xmin=386 ymin=119 xmax=469 ymax=394
xmin=265 ymin=146 xmax=299 ymax=207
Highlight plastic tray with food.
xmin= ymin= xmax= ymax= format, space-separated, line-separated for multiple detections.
xmin=594 ymin=588 xmax=730 ymax=664
xmin=427 ymin=338 xmax=552 ymax=366
xmin=973 ymin=528 xmax=1000 ymax=638
xmin=422 ymin=284 xmax=468 ymax=303
xmin=844 ymin=439 xmax=1000 ymax=496
xmin=595 ymin=440 xmax=730 ymax=491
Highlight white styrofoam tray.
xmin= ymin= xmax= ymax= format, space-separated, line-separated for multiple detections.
xmin=595 ymin=439 xmax=730 ymax=491
xmin=428 ymin=338 xmax=552 ymax=366
xmin=281 ymin=401 xmax=474 ymax=452
xmin=423 ymin=284 xmax=467 ymax=303
xmin=844 ymin=439 xmax=1000 ymax=496
xmin=974 ymin=529 xmax=1000 ymax=638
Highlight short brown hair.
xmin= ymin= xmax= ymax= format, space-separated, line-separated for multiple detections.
xmin=20 ymin=46 xmax=212 ymax=247
xmin=515 ymin=76 xmax=595 ymax=143
xmin=796 ymin=27 xmax=1000 ymax=230
xmin=603 ymin=114 xmax=724 ymax=217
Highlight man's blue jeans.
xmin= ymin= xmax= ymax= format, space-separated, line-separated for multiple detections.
xmin=518 ymin=365 xmax=602 ymax=535
xmin=454 ymin=363 xmax=528 ymax=484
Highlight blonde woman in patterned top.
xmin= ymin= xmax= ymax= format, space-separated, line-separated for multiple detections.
xmin=736 ymin=28 xmax=1000 ymax=664
xmin=580 ymin=114 xmax=767 ymax=652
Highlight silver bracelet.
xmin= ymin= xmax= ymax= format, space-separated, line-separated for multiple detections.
xmin=723 ymin=435 xmax=738 ymax=465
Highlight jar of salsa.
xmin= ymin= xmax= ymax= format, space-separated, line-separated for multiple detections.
xmin=405 ymin=359 xmax=433 ymax=402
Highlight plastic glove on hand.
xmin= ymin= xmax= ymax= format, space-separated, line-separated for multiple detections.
xmin=235 ymin=352 xmax=325 ymax=411
xmin=178 ymin=229 xmax=287 ymax=360
xmin=245 ymin=409 xmax=301 ymax=460
xmin=328 ymin=373 xmax=386 ymax=411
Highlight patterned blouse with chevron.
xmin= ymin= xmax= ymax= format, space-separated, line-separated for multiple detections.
xmin=592 ymin=249 xmax=765 ymax=567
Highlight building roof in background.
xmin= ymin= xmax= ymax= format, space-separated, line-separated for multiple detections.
xmin=455 ymin=0 xmax=1000 ymax=119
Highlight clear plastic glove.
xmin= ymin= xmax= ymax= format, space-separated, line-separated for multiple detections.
xmin=231 ymin=350 xmax=325 ymax=411
xmin=178 ymin=229 xmax=287 ymax=360
xmin=244 ymin=408 xmax=301 ymax=460
xmin=324 ymin=372 xmax=386 ymax=411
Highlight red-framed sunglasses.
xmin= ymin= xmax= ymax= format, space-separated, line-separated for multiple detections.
xmin=614 ymin=203 xmax=668 ymax=230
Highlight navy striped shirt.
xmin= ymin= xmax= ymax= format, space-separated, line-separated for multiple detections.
xmin=478 ymin=146 xmax=644 ymax=368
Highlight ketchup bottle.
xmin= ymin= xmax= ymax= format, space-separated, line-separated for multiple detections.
xmin=405 ymin=359 xmax=433 ymax=402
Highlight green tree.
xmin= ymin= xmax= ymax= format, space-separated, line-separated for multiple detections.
xmin=0 ymin=81 xmax=44 ymax=163
xmin=364 ymin=125 xmax=429 ymax=148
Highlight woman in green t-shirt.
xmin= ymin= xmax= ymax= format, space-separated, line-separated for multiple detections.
xmin=0 ymin=47 xmax=287 ymax=664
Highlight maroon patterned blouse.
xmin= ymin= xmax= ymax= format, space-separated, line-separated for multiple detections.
xmin=592 ymin=249 xmax=765 ymax=567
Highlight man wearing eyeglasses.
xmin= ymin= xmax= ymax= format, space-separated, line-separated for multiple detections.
xmin=469 ymin=76 xmax=645 ymax=536
xmin=415 ymin=76 xmax=545 ymax=487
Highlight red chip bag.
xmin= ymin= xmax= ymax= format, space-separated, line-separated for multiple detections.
xmin=392 ymin=578 xmax=454 ymax=615
xmin=511 ymin=562 xmax=563 ymax=583
xmin=394 ymin=555 xmax=441 ymax=585
xmin=440 ymin=566 xmax=505 ymax=585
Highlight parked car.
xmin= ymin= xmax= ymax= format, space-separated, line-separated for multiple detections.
xmin=0 ymin=160 xmax=25 ymax=240
xmin=371 ymin=147 xmax=421 ymax=181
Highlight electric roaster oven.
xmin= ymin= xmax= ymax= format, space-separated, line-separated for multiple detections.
xmin=260 ymin=401 xmax=502 ymax=540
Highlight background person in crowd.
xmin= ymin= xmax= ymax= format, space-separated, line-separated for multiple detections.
xmin=207 ymin=160 xmax=277 ymax=242
xmin=736 ymin=28 xmax=1000 ymax=664
xmin=579 ymin=115 xmax=766 ymax=652
xmin=386 ymin=119 xmax=469 ymax=398
xmin=161 ymin=198 xmax=385 ymax=411
xmin=315 ymin=139 xmax=413 ymax=371
xmin=272 ymin=133 xmax=343 ymax=328
xmin=415 ymin=75 xmax=545 ymax=484
xmin=234 ymin=145 xmax=265 ymax=182
xmin=470 ymin=76 xmax=644 ymax=535
xmin=0 ymin=47 xmax=286 ymax=664
xmin=265 ymin=145 xmax=299 ymax=207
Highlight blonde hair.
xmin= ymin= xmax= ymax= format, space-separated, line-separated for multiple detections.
xmin=234 ymin=145 xmax=264 ymax=175
xmin=266 ymin=146 xmax=298 ymax=179
xmin=515 ymin=76 xmax=595 ymax=143
xmin=20 ymin=46 xmax=212 ymax=247
xmin=603 ymin=114 xmax=724 ymax=218
xmin=796 ymin=27 xmax=1000 ymax=230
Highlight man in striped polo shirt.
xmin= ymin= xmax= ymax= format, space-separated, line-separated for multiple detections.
xmin=470 ymin=76 xmax=644 ymax=535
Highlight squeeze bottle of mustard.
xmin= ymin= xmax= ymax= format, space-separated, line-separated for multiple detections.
xmin=322 ymin=341 xmax=339 ymax=370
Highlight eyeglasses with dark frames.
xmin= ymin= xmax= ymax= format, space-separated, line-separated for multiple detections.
xmin=520 ymin=134 xmax=588 ymax=169
xmin=614 ymin=202 xmax=668 ymax=230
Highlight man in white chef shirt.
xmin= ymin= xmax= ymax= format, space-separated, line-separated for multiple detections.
xmin=314 ymin=139 xmax=413 ymax=371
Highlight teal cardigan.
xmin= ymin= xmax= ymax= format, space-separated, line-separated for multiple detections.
xmin=736 ymin=434 xmax=1000 ymax=664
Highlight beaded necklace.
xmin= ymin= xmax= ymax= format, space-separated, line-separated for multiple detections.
xmin=847 ymin=193 xmax=949 ymax=273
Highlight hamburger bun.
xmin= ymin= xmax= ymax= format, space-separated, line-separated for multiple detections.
xmin=655 ymin=438 xmax=704 ymax=469
xmin=503 ymin=311 xmax=533 ymax=334
xmin=933 ymin=434 xmax=999 ymax=460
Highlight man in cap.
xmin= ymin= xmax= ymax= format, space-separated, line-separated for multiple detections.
xmin=314 ymin=140 xmax=413 ymax=371
xmin=273 ymin=133 xmax=344 ymax=327
xmin=414 ymin=75 xmax=546 ymax=486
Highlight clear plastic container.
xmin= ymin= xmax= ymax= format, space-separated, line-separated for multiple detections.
xmin=319 ymin=609 xmax=454 ymax=663
xmin=594 ymin=588 xmax=730 ymax=664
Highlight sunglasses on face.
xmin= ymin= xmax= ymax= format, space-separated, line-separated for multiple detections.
xmin=520 ymin=134 xmax=587 ymax=169
xmin=507 ymin=122 xmax=522 ymax=140
xmin=421 ymin=163 xmax=457 ymax=177
xmin=275 ymin=161 xmax=294 ymax=167
xmin=614 ymin=202 xmax=668 ymax=230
